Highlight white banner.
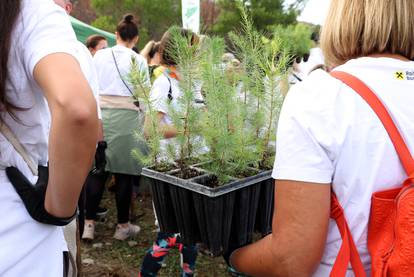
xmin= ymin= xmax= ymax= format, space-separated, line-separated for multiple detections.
xmin=182 ymin=0 xmax=200 ymax=34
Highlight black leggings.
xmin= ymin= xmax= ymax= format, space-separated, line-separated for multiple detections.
xmin=85 ymin=172 xmax=137 ymax=224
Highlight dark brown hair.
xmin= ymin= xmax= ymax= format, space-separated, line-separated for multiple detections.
xmin=159 ymin=28 xmax=199 ymax=66
xmin=117 ymin=14 xmax=139 ymax=42
xmin=86 ymin=35 xmax=107 ymax=50
xmin=0 ymin=0 xmax=22 ymax=120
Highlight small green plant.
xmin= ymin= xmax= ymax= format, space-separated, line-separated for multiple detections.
xmin=165 ymin=27 xmax=205 ymax=176
xmin=259 ymin=41 xmax=288 ymax=169
xmin=128 ymin=57 xmax=163 ymax=168
xmin=229 ymin=5 xmax=287 ymax=170
xmin=198 ymin=36 xmax=244 ymax=184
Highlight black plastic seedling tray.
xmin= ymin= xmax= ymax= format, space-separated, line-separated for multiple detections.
xmin=229 ymin=182 xmax=262 ymax=249
xmin=168 ymin=185 xmax=201 ymax=245
xmin=145 ymin=176 xmax=178 ymax=233
xmin=255 ymin=179 xmax=275 ymax=236
xmin=142 ymin=164 xmax=273 ymax=256
xmin=192 ymin=189 xmax=235 ymax=255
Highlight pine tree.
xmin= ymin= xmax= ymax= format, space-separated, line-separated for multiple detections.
xmin=128 ymin=57 xmax=163 ymax=167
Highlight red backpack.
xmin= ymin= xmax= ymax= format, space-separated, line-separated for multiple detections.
xmin=329 ymin=71 xmax=414 ymax=277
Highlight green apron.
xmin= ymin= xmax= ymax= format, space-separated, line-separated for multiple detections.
xmin=102 ymin=108 xmax=147 ymax=175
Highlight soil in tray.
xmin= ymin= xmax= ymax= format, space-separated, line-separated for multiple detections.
xmin=149 ymin=157 xmax=202 ymax=173
xmin=197 ymin=161 xmax=261 ymax=180
xmin=170 ymin=167 xmax=204 ymax=179
xmin=257 ymin=162 xmax=273 ymax=171
xmin=233 ymin=168 xmax=259 ymax=179
xmin=180 ymin=156 xmax=202 ymax=165
xmin=149 ymin=163 xmax=178 ymax=173
xmin=193 ymin=175 xmax=220 ymax=188
xmin=258 ymin=152 xmax=275 ymax=171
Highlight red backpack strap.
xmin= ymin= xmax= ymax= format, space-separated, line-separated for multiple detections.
xmin=330 ymin=71 xmax=414 ymax=176
xmin=330 ymin=193 xmax=366 ymax=277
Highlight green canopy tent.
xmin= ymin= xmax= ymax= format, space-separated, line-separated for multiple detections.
xmin=70 ymin=16 xmax=116 ymax=46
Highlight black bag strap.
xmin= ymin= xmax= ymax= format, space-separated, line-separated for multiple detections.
xmin=292 ymin=73 xmax=302 ymax=82
xmin=163 ymin=71 xmax=205 ymax=105
xmin=111 ymin=49 xmax=134 ymax=96
xmin=111 ymin=49 xmax=141 ymax=108
xmin=163 ymin=72 xmax=173 ymax=102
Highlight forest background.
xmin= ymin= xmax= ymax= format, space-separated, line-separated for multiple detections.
xmin=71 ymin=0 xmax=308 ymax=49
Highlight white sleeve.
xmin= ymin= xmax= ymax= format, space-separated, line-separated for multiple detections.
xmin=150 ymin=77 xmax=170 ymax=114
xmin=95 ymin=95 xmax=102 ymax=120
xmin=92 ymin=51 xmax=105 ymax=94
xmin=272 ymin=83 xmax=334 ymax=184
xmin=75 ymin=43 xmax=102 ymax=119
xmin=89 ymin=70 xmax=102 ymax=120
xmin=135 ymin=53 xmax=151 ymax=87
xmin=21 ymin=2 xmax=79 ymax=78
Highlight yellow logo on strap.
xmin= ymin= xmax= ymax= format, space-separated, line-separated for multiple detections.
xmin=395 ymin=71 xmax=405 ymax=80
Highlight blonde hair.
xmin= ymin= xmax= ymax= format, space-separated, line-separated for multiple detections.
xmin=321 ymin=0 xmax=414 ymax=67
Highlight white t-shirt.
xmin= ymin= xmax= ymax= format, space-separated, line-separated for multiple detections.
xmin=0 ymin=1 xmax=85 ymax=276
xmin=94 ymin=45 xmax=150 ymax=97
xmin=150 ymin=74 xmax=182 ymax=125
xmin=273 ymin=57 xmax=414 ymax=276
xmin=149 ymin=74 xmax=181 ymax=160
xmin=150 ymin=73 xmax=204 ymax=124
xmin=150 ymin=73 xmax=206 ymax=159
xmin=75 ymin=41 xmax=102 ymax=119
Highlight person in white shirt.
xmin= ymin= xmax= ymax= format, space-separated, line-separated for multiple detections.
xmin=229 ymin=0 xmax=414 ymax=276
xmin=0 ymin=0 xmax=98 ymax=276
xmin=83 ymin=14 xmax=150 ymax=241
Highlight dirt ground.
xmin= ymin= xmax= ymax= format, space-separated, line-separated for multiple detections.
xmin=80 ymin=188 xmax=231 ymax=277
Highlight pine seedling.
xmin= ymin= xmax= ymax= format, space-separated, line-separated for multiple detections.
xmin=163 ymin=26 xmax=205 ymax=175
xmin=199 ymin=36 xmax=243 ymax=184
xmin=228 ymin=4 xmax=267 ymax=170
xmin=128 ymin=57 xmax=163 ymax=168
xmin=259 ymin=39 xmax=289 ymax=168
xmin=229 ymin=4 xmax=287 ymax=170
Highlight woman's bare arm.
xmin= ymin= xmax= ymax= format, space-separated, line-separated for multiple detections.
xmin=144 ymin=112 xmax=178 ymax=139
xmin=34 ymin=53 xmax=99 ymax=218
xmin=231 ymin=180 xmax=331 ymax=277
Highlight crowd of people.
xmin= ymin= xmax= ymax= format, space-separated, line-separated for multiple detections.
xmin=1 ymin=0 xmax=414 ymax=276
